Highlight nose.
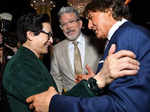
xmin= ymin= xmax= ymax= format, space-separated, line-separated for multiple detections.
xmin=48 ymin=37 xmax=53 ymax=45
xmin=65 ymin=22 xmax=73 ymax=29
xmin=88 ymin=20 xmax=93 ymax=29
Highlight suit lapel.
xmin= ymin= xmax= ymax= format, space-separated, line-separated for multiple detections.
xmin=84 ymin=37 xmax=89 ymax=71
xmin=96 ymin=22 xmax=128 ymax=73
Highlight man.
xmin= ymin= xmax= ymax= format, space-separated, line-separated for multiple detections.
xmin=26 ymin=0 xmax=150 ymax=112
xmin=2 ymin=12 xmax=138 ymax=112
xmin=50 ymin=6 xmax=100 ymax=93
xmin=2 ymin=13 xmax=57 ymax=112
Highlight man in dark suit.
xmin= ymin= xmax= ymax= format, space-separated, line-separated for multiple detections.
xmin=26 ymin=0 xmax=150 ymax=112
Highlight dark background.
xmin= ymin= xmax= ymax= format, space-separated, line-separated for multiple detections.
xmin=0 ymin=0 xmax=150 ymax=40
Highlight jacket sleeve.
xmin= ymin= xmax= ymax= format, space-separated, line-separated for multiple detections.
xmin=49 ymin=26 xmax=150 ymax=112
xmin=50 ymin=48 xmax=63 ymax=93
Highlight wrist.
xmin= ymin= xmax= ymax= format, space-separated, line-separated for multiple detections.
xmin=93 ymin=72 xmax=106 ymax=88
xmin=87 ymin=77 xmax=105 ymax=95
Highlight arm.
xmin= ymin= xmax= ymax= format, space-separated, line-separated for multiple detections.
xmin=3 ymin=59 xmax=52 ymax=102
xmin=50 ymin=48 xmax=63 ymax=93
xmin=50 ymin=28 xmax=150 ymax=112
xmin=26 ymin=44 xmax=140 ymax=112
xmin=75 ymin=44 xmax=139 ymax=87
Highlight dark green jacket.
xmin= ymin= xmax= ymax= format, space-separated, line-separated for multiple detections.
xmin=3 ymin=46 xmax=96 ymax=112
xmin=2 ymin=46 xmax=57 ymax=112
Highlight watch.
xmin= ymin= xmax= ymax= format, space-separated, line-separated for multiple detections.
xmin=87 ymin=77 xmax=104 ymax=95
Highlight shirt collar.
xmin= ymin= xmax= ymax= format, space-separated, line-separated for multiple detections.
xmin=107 ymin=18 xmax=127 ymax=41
xmin=76 ymin=33 xmax=84 ymax=44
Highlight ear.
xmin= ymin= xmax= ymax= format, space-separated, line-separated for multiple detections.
xmin=79 ymin=19 xmax=83 ymax=29
xmin=107 ymin=8 xmax=113 ymax=16
xmin=26 ymin=31 xmax=34 ymax=41
xmin=59 ymin=25 xmax=63 ymax=30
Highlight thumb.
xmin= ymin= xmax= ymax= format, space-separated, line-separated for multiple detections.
xmin=26 ymin=96 xmax=34 ymax=103
xmin=86 ymin=65 xmax=94 ymax=76
xmin=108 ymin=44 xmax=116 ymax=55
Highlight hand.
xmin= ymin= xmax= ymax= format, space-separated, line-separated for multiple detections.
xmin=26 ymin=87 xmax=58 ymax=112
xmin=75 ymin=65 xmax=95 ymax=83
xmin=94 ymin=44 xmax=140 ymax=88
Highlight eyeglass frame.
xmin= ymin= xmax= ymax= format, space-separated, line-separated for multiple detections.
xmin=60 ymin=18 xmax=80 ymax=28
xmin=40 ymin=30 xmax=53 ymax=39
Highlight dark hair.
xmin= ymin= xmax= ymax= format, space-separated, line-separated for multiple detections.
xmin=84 ymin=0 xmax=130 ymax=20
xmin=16 ymin=13 xmax=50 ymax=44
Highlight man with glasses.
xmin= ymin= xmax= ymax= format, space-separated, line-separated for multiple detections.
xmin=2 ymin=13 xmax=57 ymax=112
xmin=50 ymin=6 xmax=101 ymax=93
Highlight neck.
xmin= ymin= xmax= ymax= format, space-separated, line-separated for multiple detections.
xmin=22 ymin=43 xmax=40 ymax=58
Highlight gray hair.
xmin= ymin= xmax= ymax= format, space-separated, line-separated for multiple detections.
xmin=58 ymin=6 xmax=80 ymax=20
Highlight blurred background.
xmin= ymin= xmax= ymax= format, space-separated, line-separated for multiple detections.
xmin=0 ymin=0 xmax=150 ymax=43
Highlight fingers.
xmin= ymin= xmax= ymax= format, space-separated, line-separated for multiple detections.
xmin=75 ymin=75 xmax=83 ymax=83
xmin=26 ymin=96 xmax=34 ymax=103
xmin=126 ymin=57 xmax=140 ymax=65
xmin=114 ymin=50 xmax=136 ymax=59
xmin=106 ymin=69 xmax=138 ymax=85
xmin=75 ymin=74 xmax=90 ymax=83
xmin=119 ymin=69 xmax=138 ymax=76
xmin=108 ymin=44 xmax=116 ymax=55
xmin=118 ymin=57 xmax=140 ymax=70
xmin=26 ymin=96 xmax=36 ymax=110
xmin=85 ymin=64 xmax=94 ymax=76
xmin=48 ymin=86 xmax=56 ymax=91
xmin=29 ymin=103 xmax=35 ymax=110
xmin=111 ymin=69 xmax=138 ymax=80
xmin=120 ymin=63 xmax=139 ymax=71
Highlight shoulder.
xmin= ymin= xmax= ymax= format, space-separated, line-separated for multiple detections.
xmin=115 ymin=21 xmax=150 ymax=44
xmin=54 ymin=39 xmax=68 ymax=49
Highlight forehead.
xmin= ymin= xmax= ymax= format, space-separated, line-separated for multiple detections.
xmin=60 ymin=13 xmax=77 ymax=20
xmin=42 ymin=22 xmax=51 ymax=31
xmin=87 ymin=11 xmax=106 ymax=20
xmin=87 ymin=11 xmax=98 ymax=18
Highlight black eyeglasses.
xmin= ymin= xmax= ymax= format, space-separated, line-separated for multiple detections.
xmin=40 ymin=30 xmax=53 ymax=38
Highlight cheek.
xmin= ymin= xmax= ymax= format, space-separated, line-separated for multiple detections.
xmin=62 ymin=28 xmax=68 ymax=34
xmin=41 ymin=37 xmax=49 ymax=45
xmin=95 ymin=25 xmax=105 ymax=37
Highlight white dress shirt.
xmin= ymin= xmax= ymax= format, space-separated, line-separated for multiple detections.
xmin=99 ymin=18 xmax=128 ymax=64
xmin=68 ymin=33 xmax=85 ymax=73
xmin=107 ymin=18 xmax=128 ymax=41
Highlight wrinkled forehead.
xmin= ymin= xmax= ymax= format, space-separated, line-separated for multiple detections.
xmin=60 ymin=13 xmax=77 ymax=20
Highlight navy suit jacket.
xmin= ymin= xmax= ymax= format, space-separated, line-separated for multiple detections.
xmin=49 ymin=21 xmax=150 ymax=112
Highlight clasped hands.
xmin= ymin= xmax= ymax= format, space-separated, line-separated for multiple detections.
xmin=75 ymin=44 xmax=139 ymax=88
xmin=26 ymin=44 xmax=140 ymax=112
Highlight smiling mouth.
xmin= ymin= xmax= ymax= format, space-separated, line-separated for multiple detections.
xmin=66 ymin=29 xmax=75 ymax=34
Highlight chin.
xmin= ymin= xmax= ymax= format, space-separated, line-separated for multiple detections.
xmin=45 ymin=50 xmax=48 ymax=54
xmin=96 ymin=34 xmax=105 ymax=39
xmin=42 ymin=50 xmax=48 ymax=54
